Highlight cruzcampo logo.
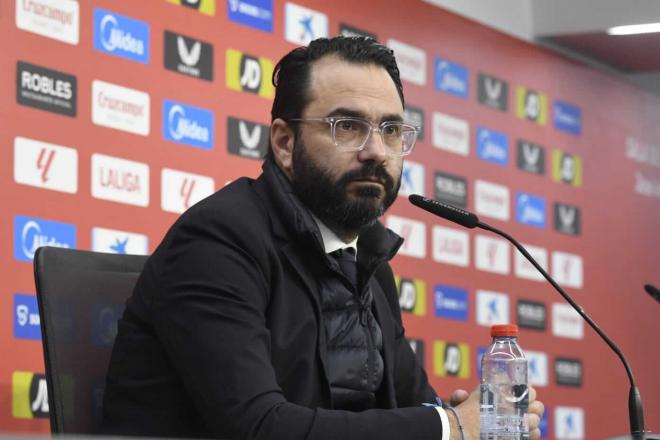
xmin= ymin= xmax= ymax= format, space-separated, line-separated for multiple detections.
xmin=225 ymin=48 xmax=274 ymax=98
xmin=515 ymin=86 xmax=548 ymax=125
xmin=166 ymin=0 xmax=216 ymax=16
xmin=433 ymin=340 xmax=470 ymax=378
xmin=395 ymin=276 xmax=426 ymax=316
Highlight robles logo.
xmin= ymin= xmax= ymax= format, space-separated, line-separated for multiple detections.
xmin=434 ymin=171 xmax=467 ymax=208
xmin=163 ymin=100 xmax=214 ymax=149
xmin=17 ymin=61 xmax=77 ymax=116
xmin=14 ymin=215 xmax=76 ymax=262
xmin=93 ymin=9 xmax=149 ymax=63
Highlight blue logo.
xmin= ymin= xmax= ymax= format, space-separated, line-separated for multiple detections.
xmin=476 ymin=346 xmax=487 ymax=379
xmin=434 ymin=284 xmax=468 ymax=320
xmin=477 ymin=127 xmax=509 ymax=166
xmin=14 ymin=294 xmax=42 ymax=340
xmin=516 ymin=192 xmax=547 ymax=228
xmin=163 ymin=100 xmax=214 ymax=149
xmin=227 ymin=0 xmax=273 ymax=32
xmin=14 ymin=215 xmax=77 ymax=262
xmin=92 ymin=304 xmax=125 ymax=346
xmin=434 ymin=57 xmax=468 ymax=98
xmin=93 ymin=8 xmax=150 ymax=64
xmin=553 ymin=100 xmax=581 ymax=135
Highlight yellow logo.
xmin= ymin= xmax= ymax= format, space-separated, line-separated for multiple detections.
xmin=433 ymin=341 xmax=470 ymax=378
xmin=226 ymin=49 xmax=274 ymax=99
xmin=166 ymin=0 xmax=216 ymax=16
xmin=395 ymin=276 xmax=426 ymax=316
xmin=515 ymin=86 xmax=547 ymax=125
xmin=552 ymin=150 xmax=583 ymax=187
xmin=12 ymin=371 xmax=49 ymax=419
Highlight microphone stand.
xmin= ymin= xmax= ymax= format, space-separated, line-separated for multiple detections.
xmin=475 ymin=220 xmax=659 ymax=440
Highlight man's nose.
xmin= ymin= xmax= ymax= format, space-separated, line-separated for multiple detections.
xmin=357 ymin=129 xmax=388 ymax=163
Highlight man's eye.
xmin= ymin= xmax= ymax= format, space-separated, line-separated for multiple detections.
xmin=337 ymin=120 xmax=357 ymax=131
xmin=384 ymin=124 xmax=402 ymax=136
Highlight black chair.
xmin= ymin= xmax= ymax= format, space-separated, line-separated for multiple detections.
xmin=33 ymin=246 xmax=148 ymax=434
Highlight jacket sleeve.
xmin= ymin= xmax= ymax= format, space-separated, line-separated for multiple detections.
xmin=148 ymin=211 xmax=444 ymax=440
xmin=374 ymin=262 xmax=439 ymax=407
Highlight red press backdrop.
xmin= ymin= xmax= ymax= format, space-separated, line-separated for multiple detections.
xmin=1 ymin=0 xmax=659 ymax=438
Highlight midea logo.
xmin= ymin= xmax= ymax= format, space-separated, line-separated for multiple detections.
xmin=99 ymin=14 xmax=144 ymax=55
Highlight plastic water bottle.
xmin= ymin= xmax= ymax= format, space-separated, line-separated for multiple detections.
xmin=480 ymin=324 xmax=529 ymax=439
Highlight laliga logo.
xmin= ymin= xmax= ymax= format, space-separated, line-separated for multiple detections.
xmin=100 ymin=14 xmax=144 ymax=55
xmin=168 ymin=105 xmax=209 ymax=142
xmin=21 ymin=221 xmax=70 ymax=259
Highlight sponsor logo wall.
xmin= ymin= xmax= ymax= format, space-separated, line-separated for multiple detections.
xmin=2 ymin=0 xmax=659 ymax=437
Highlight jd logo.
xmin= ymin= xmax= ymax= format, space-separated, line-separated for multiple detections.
xmin=398 ymin=278 xmax=417 ymax=312
xmin=177 ymin=36 xmax=200 ymax=66
xmin=240 ymin=55 xmax=262 ymax=93
xmin=444 ymin=344 xmax=460 ymax=375
xmin=525 ymin=91 xmax=541 ymax=121
xmin=182 ymin=0 xmax=201 ymax=9
xmin=552 ymin=151 xmax=582 ymax=186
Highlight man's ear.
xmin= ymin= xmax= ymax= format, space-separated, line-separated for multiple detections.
xmin=270 ymin=118 xmax=295 ymax=179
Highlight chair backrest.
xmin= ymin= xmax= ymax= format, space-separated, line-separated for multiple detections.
xmin=33 ymin=246 xmax=148 ymax=434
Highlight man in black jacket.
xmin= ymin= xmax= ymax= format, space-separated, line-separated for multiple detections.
xmin=101 ymin=37 xmax=544 ymax=440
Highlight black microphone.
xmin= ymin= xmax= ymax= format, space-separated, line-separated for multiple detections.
xmin=644 ymin=284 xmax=660 ymax=303
xmin=409 ymin=194 xmax=479 ymax=229
xmin=408 ymin=194 xmax=658 ymax=440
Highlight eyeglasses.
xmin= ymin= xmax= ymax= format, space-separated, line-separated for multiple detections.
xmin=287 ymin=117 xmax=419 ymax=157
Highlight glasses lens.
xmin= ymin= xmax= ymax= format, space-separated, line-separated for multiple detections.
xmin=333 ymin=118 xmax=371 ymax=150
xmin=383 ymin=123 xmax=417 ymax=156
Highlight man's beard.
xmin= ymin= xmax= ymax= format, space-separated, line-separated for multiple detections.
xmin=290 ymin=138 xmax=401 ymax=236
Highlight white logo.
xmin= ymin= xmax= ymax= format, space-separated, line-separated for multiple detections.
xmin=21 ymin=221 xmax=70 ymax=260
xmin=240 ymin=57 xmax=262 ymax=90
xmin=474 ymin=180 xmax=509 ymax=221
xmin=387 ymin=39 xmax=426 ymax=86
xmin=177 ymin=36 xmax=201 ymax=66
xmin=558 ymin=205 xmax=576 ymax=228
xmin=91 ymin=154 xmax=149 ymax=207
xmin=92 ymin=227 xmax=148 ymax=255
xmin=15 ymin=304 xmax=40 ymax=327
xmin=484 ymin=77 xmax=502 ymax=101
xmin=551 ymin=251 xmax=583 ymax=289
xmin=522 ymin=142 xmax=541 ymax=165
xmin=399 ymin=161 xmax=425 ymax=197
xmin=239 ymin=121 xmax=262 ymax=149
xmin=92 ymin=80 xmax=150 ymax=136
xmin=16 ymin=0 xmax=79 ymax=45
xmin=476 ymin=290 xmax=509 ymax=326
xmin=475 ymin=235 xmax=510 ymax=275
xmin=284 ymin=2 xmax=328 ymax=45
xmin=526 ymin=351 xmax=549 ymax=386
xmin=514 ymin=243 xmax=548 ymax=282
xmin=432 ymin=112 xmax=469 ymax=156
xmin=552 ymin=303 xmax=584 ymax=339
xmin=99 ymin=13 xmax=144 ymax=55
xmin=432 ymin=225 xmax=469 ymax=267
xmin=444 ymin=345 xmax=460 ymax=374
xmin=555 ymin=406 xmax=585 ymax=439
xmin=14 ymin=136 xmax=78 ymax=194
xmin=625 ymin=136 xmax=660 ymax=168
xmin=32 ymin=378 xmax=49 ymax=413
xmin=398 ymin=280 xmax=417 ymax=311
xmin=161 ymin=168 xmax=215 ymax=214
xmin=167 ymin=105 xmax=209 ymax=142
xmin=386 ymin=215 xmax=426 ymax=259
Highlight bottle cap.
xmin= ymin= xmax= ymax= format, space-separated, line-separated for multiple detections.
xmin=491 ymin=324 xmax=519 ymax=337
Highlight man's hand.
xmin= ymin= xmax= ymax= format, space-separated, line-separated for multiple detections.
xmin=447 ymin=386 xmax=545 ymax=440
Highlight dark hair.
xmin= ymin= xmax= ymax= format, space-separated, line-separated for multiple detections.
xmin=270 ymin=36 xmax=405 ymax=123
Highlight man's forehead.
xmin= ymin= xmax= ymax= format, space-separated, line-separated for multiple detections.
xmin=305 ymin=56 xmax=403 ymax=118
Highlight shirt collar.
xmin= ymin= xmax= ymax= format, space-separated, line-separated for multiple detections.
xmin=311 ymin=214 xmax=358 ymax=255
